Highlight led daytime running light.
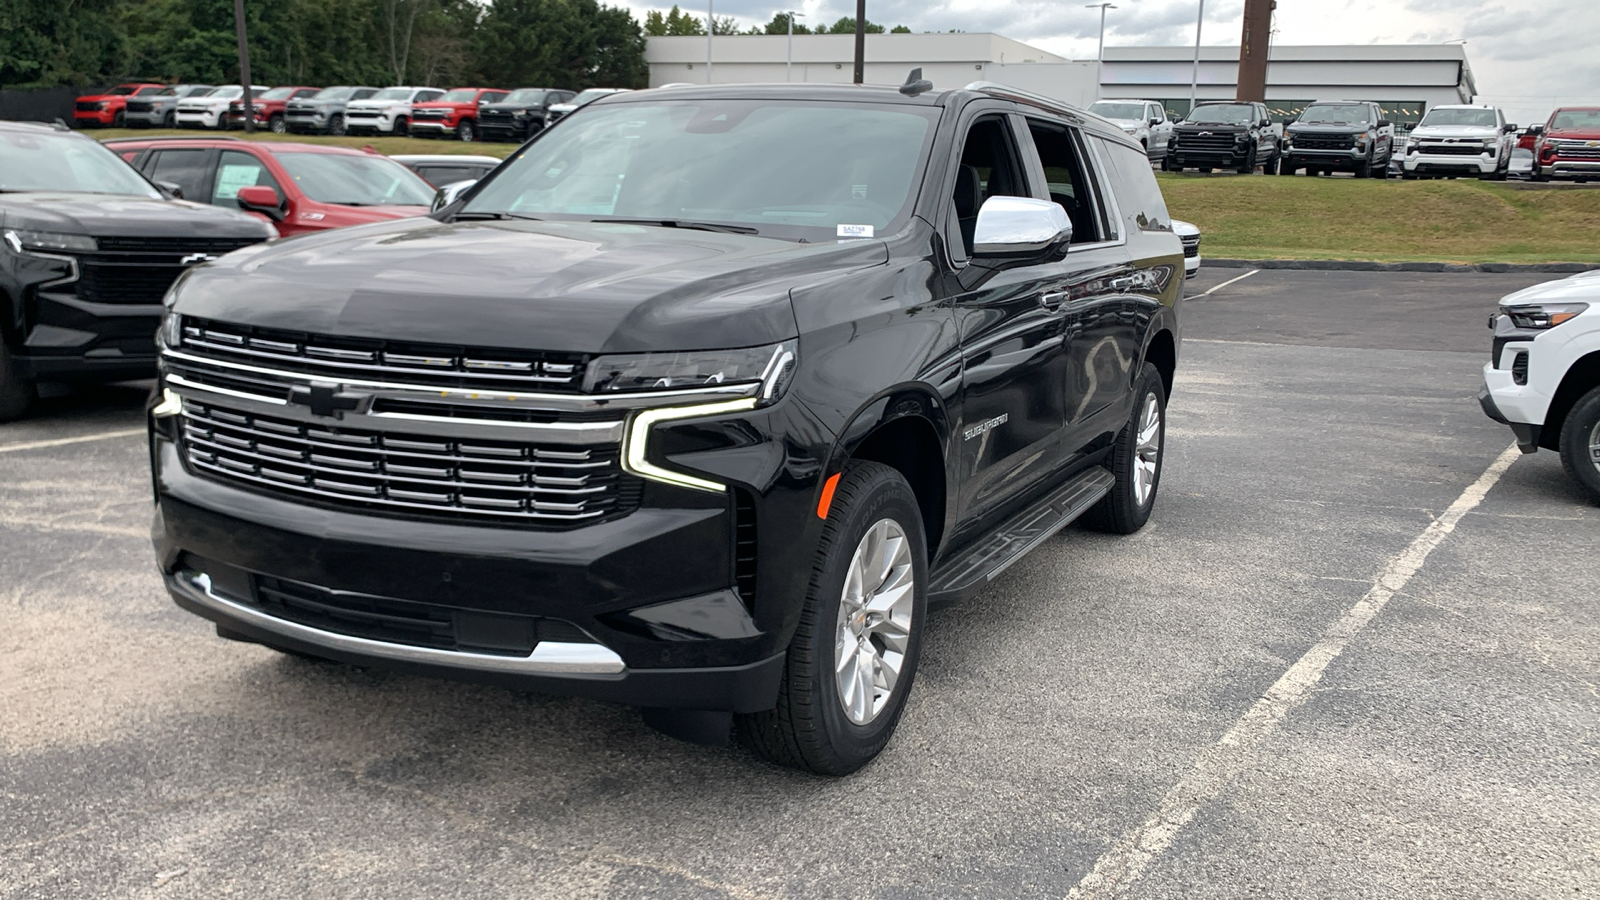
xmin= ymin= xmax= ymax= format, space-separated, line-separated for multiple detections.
xmin=623 ymin=398 xmax=759 ymax=492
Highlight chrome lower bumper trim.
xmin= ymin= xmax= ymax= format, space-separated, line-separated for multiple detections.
xmin=176 ymin=569 xmax=628 ymax=676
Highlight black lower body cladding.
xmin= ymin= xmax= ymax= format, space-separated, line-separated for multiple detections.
xmin=14 ymin=289 xmax=160 ymax=383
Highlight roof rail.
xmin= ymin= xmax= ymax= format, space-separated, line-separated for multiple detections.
xmin=964 ymin=81 xmax=1083 ymax=123
xmin=101 ymin=134 xmax=245 ymax=144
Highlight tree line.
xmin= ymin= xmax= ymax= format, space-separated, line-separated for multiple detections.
xmin=0 ymin=0 xmax=649 ymax=91
xmin=644 ymin=7 xmax=911 ymax=37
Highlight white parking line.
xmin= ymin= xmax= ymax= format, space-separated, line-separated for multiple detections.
xmin=1195 ymin=269 xmax=1261 ymax=297
xmin=0 ymin=428 xmax=146 ymax=455
xmin=1065 ymin=442 xmax=1523 ymax=899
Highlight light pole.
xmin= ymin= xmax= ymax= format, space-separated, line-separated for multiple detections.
xmin=706 ymin=0 xmax=714 ymax=84
xmin=1086 ymin=3 xmax=1117 ymax=100
xmin=786 ymin=11 xmax=806 ymax=82
xmin=1188 ymin=0 xmax=1204 ymax=116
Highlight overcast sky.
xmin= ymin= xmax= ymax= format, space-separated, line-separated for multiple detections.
xmin=630 ymin=0 xmax=1599 ymax=124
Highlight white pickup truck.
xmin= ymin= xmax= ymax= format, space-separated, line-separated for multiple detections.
xmin=1480 ymin=271 xmax=1600 ymax=503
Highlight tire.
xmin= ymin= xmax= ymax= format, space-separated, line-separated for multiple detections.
xmin=111 ymin=111 xmax=125 ymax=128
xmin=328 ymin=114 xmax=346 ymax=136
xmin=1354 ymin=156 xmax=1372 ymax=178
xmin=738 ymin=460 xmax=928 ymax=775
xmin=1264 ymin=150 xmax=1281 ymax=175
xmin=0 ymin=343 xmax=37 ymax=422
xmin=1236 ymin=148 xmax=1256 ymax=175
xmin=163 ymin=110 xmax=176 ymax=128
xmin=394 ymin=116 xmax=408 ymax=137
xmin=1161 ymin=156 xmax=1177 ymax=172
xmin=1083 ymin=362 xmax=1167 ymax=534
xmin=1558 ymin=385 xmax=1600 ymax=505
xmin=268 ymin=113 xmax=286 ymax=134
xmin=457 ymin=119 xmax=477 ymax=142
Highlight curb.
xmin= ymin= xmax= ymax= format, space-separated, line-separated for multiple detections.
xmin=1206 ymin=258 xmax=1600 ymax=274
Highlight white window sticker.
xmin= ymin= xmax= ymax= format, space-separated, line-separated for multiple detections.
xmin=214 ymin=164 xmax=262 ymax=201
xmin=837 ymin=223 xmax=874 ymax=239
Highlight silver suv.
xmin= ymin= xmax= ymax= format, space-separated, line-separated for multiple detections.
xmin=345 ymin=87 xmax=448 ymax=136
xmin=284 ymin=86 xmax=380 ymax=136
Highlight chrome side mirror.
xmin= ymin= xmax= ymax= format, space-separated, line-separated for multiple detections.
xmin=972 ymin=196 xmax=1073 ymax=261
xmin=431 ymin=179 xmax=478 ymax=212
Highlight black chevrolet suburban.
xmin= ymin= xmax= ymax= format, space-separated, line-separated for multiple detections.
xmin=149 ymin=82 xmax=1184 ymax=774
xmin=0 ymin=122 xmax=276 ymax=420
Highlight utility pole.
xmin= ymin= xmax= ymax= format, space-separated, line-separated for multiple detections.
xmin=853 ymin=0 xmax=866 ymax=84
xmin=1188 ymin=0 xmax=1204 ymax=116
xmin=1086 ymin=3 xmax=1117 ymax=101
xmin=1236 ymin=0 xmax=1275 ymax=103
xmin=706 ymin=0 xmax=714 ymax=84
xmin=786 ymin=12 xmax=806 ymax=82
xmin=233 ymin=0 xmax=255 ymax=133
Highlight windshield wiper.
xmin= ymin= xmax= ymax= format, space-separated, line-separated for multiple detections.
xmin=453 ymin=211 xmax=540 ymax=221
xmin=594 ymin=218 xmax=759 ymax=235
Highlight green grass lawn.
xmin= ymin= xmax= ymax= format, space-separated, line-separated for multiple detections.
xmin=1159 ymin=174 xmax=1600 ymax=264
xmin=94 ymin=127 xmax=518 ymax=159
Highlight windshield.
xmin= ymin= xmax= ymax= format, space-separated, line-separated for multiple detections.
xmin=1297 ymin=105 xmax=1372 ymax=125
xmin=313 ymin=87 xmax=355 ymax=101
xmin=187 ymin=87 xmax=218 ymax=98
xmin=1551 ymin=109 xmax=1600 ymax=130
xmin=277 ymin=152 xmax=435 ymax=206
xmin=503 ymin=90 xmax=549 ymax=105
xmin=1185 ymin=104 xmax=1254 ymax=125
xmin=0 ymin=130 xmax=160 ymax=197
xmin=368 ymin=88 xmax=414 ymax=101
xmin=209 ymin=86 xmax=243 ymax=99
xmin=135 ymin=86 xmax=164 ymax=96
xmin=462 ymin=99 xmax=937 ymax=242
xmin=439 ymin=89 xmax=479 ymax=103
xmin=258 ymin=87 xmax=297 ymax=101
xmin=1089 ymin=102 xmax=1147 ymax=121
xmin=1418 ymin=108 xmax=1495 ymax=128
xmin=107 ymin=86 xmax=138 ymax=96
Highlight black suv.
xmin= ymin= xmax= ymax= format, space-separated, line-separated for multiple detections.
xmin=148 ymin=83 xmax=1184 ymax=774
xmin=477 ymin=88 xmax=576 ymax=142
xmin=0 ymin=122 xmax=275 ymax=420
xmin=1280 ymin=100 xmax=1395 ymax=178
xmin=1165 ymin=100 xmax=1283 ymax=174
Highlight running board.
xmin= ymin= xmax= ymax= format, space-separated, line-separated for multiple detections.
xmin=928 ymin=467 xmax=1115 ymax=607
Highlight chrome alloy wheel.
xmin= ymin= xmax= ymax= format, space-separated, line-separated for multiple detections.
xmin=1589 ymin=419 xmax=1600 ymax=472
xmin=835 ymin=518 xmax=915 ymax=726
xmin=1134 ymin=391 xmax=1162 ymax=507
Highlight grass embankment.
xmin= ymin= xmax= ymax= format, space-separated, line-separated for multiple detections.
xmin=94 ymin=127 xmax=518 ymax=159
xmin=1158 ymin=174 xmax=1600 ymax=264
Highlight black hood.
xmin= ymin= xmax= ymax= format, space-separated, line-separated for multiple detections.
xmin=480 ymin=102 xmax=543 ymax=114
xmin=1174 ymin=123 xmax=1247 ymax=134
xmin=0 ymin=193 xmax=276 ymax=240
xmin=171 ymin=217 xmax=891 ymax=353
xmin=1286 ymin=122 xmax=1370 ymax=136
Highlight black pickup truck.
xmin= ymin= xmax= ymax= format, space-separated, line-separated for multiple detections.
xmin=1164 ymin=100 xmax=1283 ymax=174
xmin=148 ymin=80 xmax=1184 ymax=774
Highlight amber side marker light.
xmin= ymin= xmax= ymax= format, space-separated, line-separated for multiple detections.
xmin=816 ymin=472 xmax=841 ymax=519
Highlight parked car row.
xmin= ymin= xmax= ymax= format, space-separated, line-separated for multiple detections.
xmin=82 ymin=81 xmax=629 ymax=142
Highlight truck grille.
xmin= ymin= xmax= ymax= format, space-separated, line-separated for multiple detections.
xmin=412 ymin=109 xmax=448 ymax=121
xmin=61 ymin=238 xmax=263 ymax=305
xmin=1419 ymin=143 xmax=1485 ymax=156
xmin=346 ymin=109 xmax=380 ymax=118
xmin=1554 ymin=145 xmax=1600 ymax=159
xmin=1180 ymin=235 xmax=1200 ymax=259
xmin=1292 ymin=135 xmax=1356 ymax=151
xmin=178 ymin=318 xmax=585 ymax=392
xmin=75 ymin=102 xmax=101 ymax=113
xmin=125 ymin=100 xmax=155 ymax=114
xmin=1174 ymin=133 xmax=1238 ymax=152
xmin=179 ymin=403 xmax=639 ymax=525
xmin=479 ymin=110 xmax=515 ymax=124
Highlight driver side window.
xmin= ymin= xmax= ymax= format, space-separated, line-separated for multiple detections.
xmin=950 ymin=115 xmax=1029 ymax=259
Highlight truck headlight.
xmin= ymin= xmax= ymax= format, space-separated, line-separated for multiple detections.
xmin=160 ymin=312 xmax=184 ymax=349
xmin=3 ymin=229 xmax=97 ymax=254
xmin=1505 ymin=302 xmax=1588 ymax=329
xmin=586 ymin=340 xmax=796 ymax=400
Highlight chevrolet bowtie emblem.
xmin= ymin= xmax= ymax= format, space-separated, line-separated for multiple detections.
xmin=289 ymin=383 xmax=366 ymax=418
xmin=179 ymin=252 xmax=218 ymax=266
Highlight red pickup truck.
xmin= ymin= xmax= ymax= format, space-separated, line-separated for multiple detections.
xmin=74 ymin=83 xmax=168 ymax=128
xmin=226 ymin=86 xmax=322 ymax=133
xmin=1533 ymin=107 xmax=1600 ymax=182
xmin=408 ymin=87 xmax=509 ymax=142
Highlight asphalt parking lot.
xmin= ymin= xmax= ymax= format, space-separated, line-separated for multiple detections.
xmin=3 ymin=269 xmax=1597 ymax=899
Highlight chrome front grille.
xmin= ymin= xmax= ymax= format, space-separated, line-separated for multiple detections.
xmin=413 ymin=109 xmax=448 ymax=120
xmin=1554 ymin=145 xmax=1600 ymax=159
xmin=1181 ymin=236 xmax=1200 ymax=259
xmin=179 ymin=319 xmax=583 ymax=392
xmin=180 ymin=403 xmax=638 ymax=524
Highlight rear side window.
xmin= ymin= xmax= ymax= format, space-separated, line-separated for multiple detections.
xmin=1023 ymin=119 xmax=1104 ymax=244
xmin=146 ymin=149 xmax=211 ymax=202
xmin=1098 ymin=138 xmax=1172 ymax=233
xmin=212 ymin=149 xmax=282 ymax=206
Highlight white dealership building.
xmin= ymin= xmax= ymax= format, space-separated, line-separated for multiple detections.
xmin=645 ymin=35 xmax=1477 ymax=126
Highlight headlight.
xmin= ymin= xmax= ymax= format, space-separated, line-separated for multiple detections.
xmin=2 ymin=229 xmax=97 ymax=253
xmin=96 ymin=101 xmax=109 ymax=110
xmin=585 ymin=340 xmax=797 ymax=400
xmin=1505 ymin=302 xmax=1588 ymax=329
xmin=160 ymin=312 xmax=183 ymax=348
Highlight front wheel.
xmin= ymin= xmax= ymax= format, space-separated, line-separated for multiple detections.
xmin=162 ymin=110 xmax=176 ymax=128
xmin=1084 ymin=362 xmax=1167 ymax=533
xmin=738 ymin=461 xmax=927 ymax=775
xmin=328 ymin=114 xmax=346 ymax=136
xmin=0 ymin=343 xmax=37 ymax=422
xmin=393 ymin=116 xmax=408 ymax=137
xmin=1236 ymin=148 xmax=1256 ymax=175
xmin=457 ymin=119 xmax=477 ymax=142
xmin=1559 ymin=385 xmax=1600 ymax=505
xmin=268 ymin=113 xmax=286 ymax=134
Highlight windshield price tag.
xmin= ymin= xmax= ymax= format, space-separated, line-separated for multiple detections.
xmin=837 ymin=224 xmax=874 ymax=239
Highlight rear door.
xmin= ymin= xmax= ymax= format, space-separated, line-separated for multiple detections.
xmin=140 ymin=147 xmax=217 ymax=203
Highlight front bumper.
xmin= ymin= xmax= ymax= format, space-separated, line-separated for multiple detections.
xmin=1404 ymin=152 xmax=1497 ymax=175
xmin=123 ymin=111 xmax=166 ymax=127
xmin=409 ymin=121 xmax=454 ymax=136
xmin=1283 ymin=148 xmax=1367 ymax=171
xmin=1169 ymin=145 xmax=1252 ymax=166
xmin=344 ymin=115 xmax=397 ymax=133
xmin=73 ymin=109 xmax=117 ymax=126
xmin=15 ymin=291 xmax=161 ymax=382
xmin=1540 ymin=159 xmax=1600 ymax=179
xmin=284 ymin=113 xmax=328 ymax=133
xmin=1480 ymin=366 xmax=1544 ymax=453
xmin=175 ymin=111 xmax=221 ymax=128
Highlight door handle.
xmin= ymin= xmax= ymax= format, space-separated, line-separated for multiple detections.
xmin=1037 ymin=291 xmax=1068 ymax=311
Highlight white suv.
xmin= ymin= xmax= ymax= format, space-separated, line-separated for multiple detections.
xmin=1403 ymin=104 xmax=1516 ymax=180
xmin=345 ymin=87 xmax=447 ymax=136
xmin=1088 ymin=99 xmax=1173 ymax=159
xmin=1480 ymin=272 xmax=1600 ymax=503
xmin=175 ymin=85 xmax=271 ymax=129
